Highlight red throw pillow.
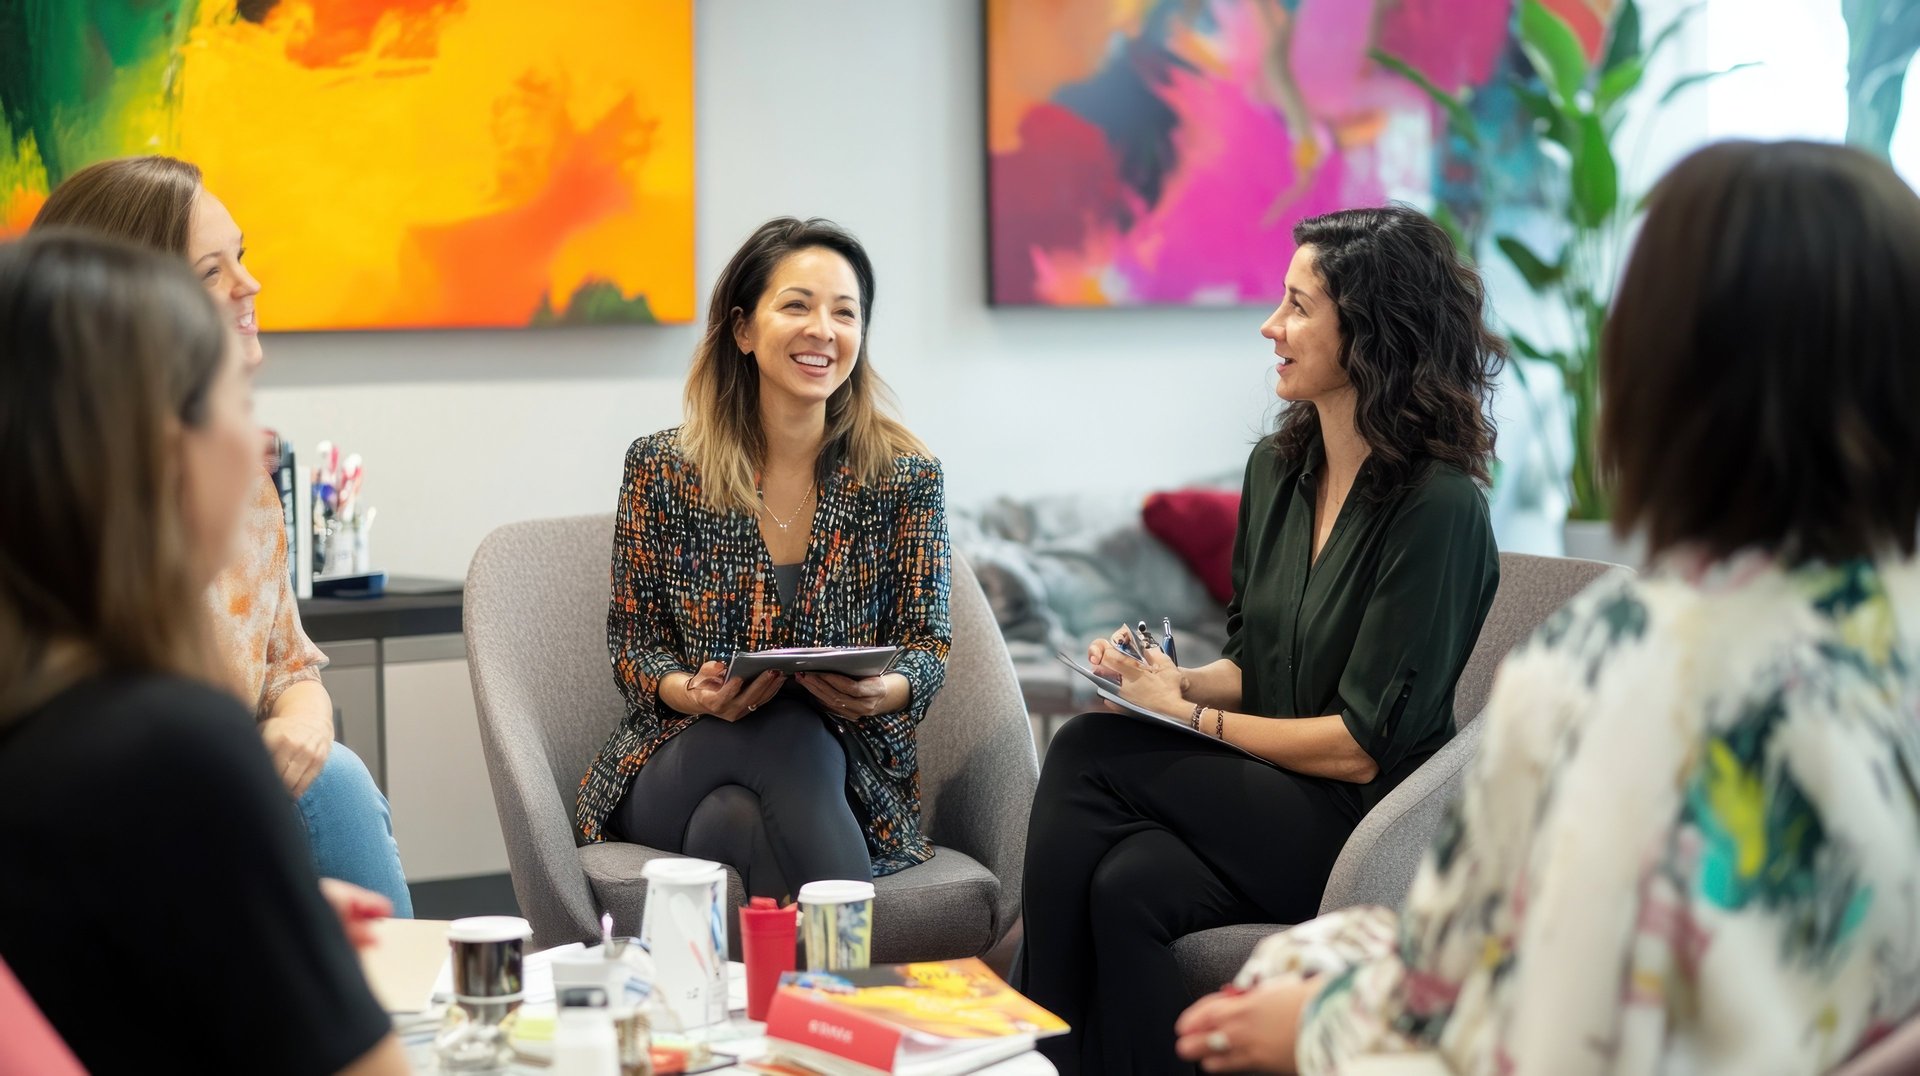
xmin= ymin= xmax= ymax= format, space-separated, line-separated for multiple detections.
xmin=1141 ymin=489 xmax=1240 ymax=605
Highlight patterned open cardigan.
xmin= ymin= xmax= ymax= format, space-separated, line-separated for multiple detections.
xmin=574 ymin=428 xmax=953 ymax=875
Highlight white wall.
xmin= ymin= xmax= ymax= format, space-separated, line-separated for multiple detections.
xmin=255 ymin=0 xmax=1276 ymax=581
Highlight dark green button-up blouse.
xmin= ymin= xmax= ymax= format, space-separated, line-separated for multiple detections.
xmin=1222 ymin=438 xmax=1498 ymax=812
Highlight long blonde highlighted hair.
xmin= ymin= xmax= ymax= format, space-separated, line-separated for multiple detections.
xmin=681 ymin=217 xmax=927 ymax=512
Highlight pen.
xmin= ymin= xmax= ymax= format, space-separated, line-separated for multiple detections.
xmin=1162 ymin=617 xmax=1179 ymax=665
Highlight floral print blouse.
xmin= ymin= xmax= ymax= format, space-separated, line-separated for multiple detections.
xmin=1241 ymin=551 xmax=1920 ymax=1074
xmin=575 ymin=429 xmax=953 ymax=875
xmin=204 ymin=473 xmax=327 ymax=717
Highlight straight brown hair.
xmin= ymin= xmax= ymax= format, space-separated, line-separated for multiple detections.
xmin=0 ymin=231 xmax=230 ymax=723
xmin=32 ymin=155 xmax=204 ymax=256
xmin=681 ymin=217 xmax=928 ymax=513
xmin=1601 ymin=140 xmax=1920 ymax=564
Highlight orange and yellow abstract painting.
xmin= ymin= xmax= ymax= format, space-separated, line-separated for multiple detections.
xmin=1 ymin=0 xmax=694 ymax=328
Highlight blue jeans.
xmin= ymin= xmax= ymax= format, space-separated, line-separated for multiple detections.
xmin=296 ymin=744 xmax=413 ymax=917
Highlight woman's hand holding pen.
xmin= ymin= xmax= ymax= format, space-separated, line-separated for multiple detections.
xmin=1094 ymin=625 xmax=1191 ymax=718
xmin=665 ymin=661 xmax=784 ymax=721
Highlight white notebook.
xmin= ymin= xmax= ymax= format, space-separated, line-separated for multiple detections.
xmin=1055 ymin=653 xmax=1277 ymax=767
xmin=726 ymin=645 xmax=903 ymax=681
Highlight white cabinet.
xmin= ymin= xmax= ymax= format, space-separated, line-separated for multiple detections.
xmin=320 ymin=633 xmax=509 ymax=885
xmin=382 ymin=634 xmax=510 ymax=883
xmin=321 ymin=640 xmax=383 ymax=786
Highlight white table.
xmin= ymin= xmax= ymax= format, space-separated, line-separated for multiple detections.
xmin=403 ymin=1017 xmax=1055 ymax=1074
xmin=397 ymin=958 xmax=1055 ymax=1074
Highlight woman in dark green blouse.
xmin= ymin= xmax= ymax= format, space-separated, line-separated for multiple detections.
xmin=1019 ymin=206 xmax=1503 ymax=1075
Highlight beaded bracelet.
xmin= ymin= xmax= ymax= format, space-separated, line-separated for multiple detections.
xmin=1190 ymin=702 xmax=1206 ymax=730
xmin=1214 ymin=708 xmax=1226 ymax=739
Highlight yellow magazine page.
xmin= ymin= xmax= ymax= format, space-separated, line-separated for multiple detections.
xmin=777 ymin=958 xmax=1067 ymax=1041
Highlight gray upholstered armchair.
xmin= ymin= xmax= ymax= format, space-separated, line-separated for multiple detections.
xmin=1172 ymin=552 xmax=1625 ymax=998
xmin=464 ymin=513 xmax=1037 ymax=957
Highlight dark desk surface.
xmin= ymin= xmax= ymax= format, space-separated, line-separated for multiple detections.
xmin=297 ymin=576 xmax=463 ymax=644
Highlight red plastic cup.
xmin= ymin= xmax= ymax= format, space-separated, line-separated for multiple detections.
xmin=739 ymin=897 xmax=798 ymax=1021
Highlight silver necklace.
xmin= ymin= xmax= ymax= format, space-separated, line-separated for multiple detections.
xmin=758 ymin=483 xmax=815 ymax=531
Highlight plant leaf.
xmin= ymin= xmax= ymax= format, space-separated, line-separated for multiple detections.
xmin=1509 ymin=330 xmax=1575 ymax=375
xmin=1596 ymin=57 xmax=1645 ymax=115
xmin=1646 ymin=2 xmax=1707 ymax=63
xmin=1507 ymin=330 xmax=1549 ymax=362
xmin=1658 ymin=61 xmax=1761 ymax=107
xmin=1519 ymin=0 xmax=1591 ymax=107
xmin=1496 ymin=235 xmax=1563 ymax=291
xmin=1369 ymin=47 xmax=1483 ymax=148
xmin=1602 ymin=0 xmax=1643 ymax=74
xmin=1569 ymin=112 xmax=1620 ymax=226
xmin=1509 ymin=77 xmax=1575 ymax=146
xmin=1432 ymin=202 xmax=1473 ymax=258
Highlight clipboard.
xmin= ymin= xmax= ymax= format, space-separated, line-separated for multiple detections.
xmin=1054 ymin=653 xmax=1278 ymax=768
xmin=726 ymin=645 xmax=903 ymax=681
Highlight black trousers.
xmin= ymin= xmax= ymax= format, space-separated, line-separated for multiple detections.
xmin=610 ymin=696 xmax=872 ymax=901
xmin=1017 ymin=713 xmax=1362 ymax=1075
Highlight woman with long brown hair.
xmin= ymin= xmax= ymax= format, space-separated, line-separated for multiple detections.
xmin=0 ymin=230 xmax=406 ymax=1074
xmin=31 ymin=156 xmax=411 ymax=914
xmin=1018 ymin=204 xmax=1504 ymax=1074
xmin=575 ymin=217 xmax=952 ymax=899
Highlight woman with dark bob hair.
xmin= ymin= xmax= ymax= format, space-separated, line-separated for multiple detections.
xmin=1174 ymin=141 xmax=1920 ymax=1075
xmin=1018 ymin=204 xmax=1504 ymax=1074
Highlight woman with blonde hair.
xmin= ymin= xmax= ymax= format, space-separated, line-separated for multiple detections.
xmin=576 ymin=217 xmax=952 ymax=898
xmin=32 ymin=155 xmax=411 ymax=914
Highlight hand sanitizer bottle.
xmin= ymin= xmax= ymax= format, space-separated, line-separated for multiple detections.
xmin=552 ymin=985 xmax=619 ymax=1076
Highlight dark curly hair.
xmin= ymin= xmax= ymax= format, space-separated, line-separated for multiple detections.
xmin=1274 ymin=205 xmax=1505 ymax=495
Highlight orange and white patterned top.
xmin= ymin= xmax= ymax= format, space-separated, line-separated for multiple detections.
xmin=204 ymin=473 xmax=327 ymax=718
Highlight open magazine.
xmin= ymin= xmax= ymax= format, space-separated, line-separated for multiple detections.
xmin=763 ymin=958 xmax=1066 ymax=1075
xmin=1054 ymin=653 xmax=1278 ymax=767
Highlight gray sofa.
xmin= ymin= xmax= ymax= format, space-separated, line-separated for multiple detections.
xmin=951 ymin=489 xmax=1233 ymax=722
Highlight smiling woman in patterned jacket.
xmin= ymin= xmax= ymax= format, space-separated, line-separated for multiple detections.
xmin=575 ymin=218 xmax=951 ymax=900
xmin=1173 ymin=141 xmax=1920 ymax=1076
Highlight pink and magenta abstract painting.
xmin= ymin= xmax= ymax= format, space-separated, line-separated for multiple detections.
xmin=986 ymin=0 xmax=1590 ymax=307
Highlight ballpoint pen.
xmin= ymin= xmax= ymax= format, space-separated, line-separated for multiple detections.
xmin=1137 ymin=621 xmax=1159 ymax=656
xmin=1162 ymin=617 xmax=1179 ymax=665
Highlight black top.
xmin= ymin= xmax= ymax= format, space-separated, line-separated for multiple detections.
xmin=1223 ymin=439 xmax=1499 ymax=812
xmin=772 ymin=561 xmax=805 ymax=610
xmin=0 ymin=674 xmax=391 ymax=1075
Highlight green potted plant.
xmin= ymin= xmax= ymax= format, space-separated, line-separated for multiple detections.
xmin=1375 ymin=0 xmax=1752 ymax=559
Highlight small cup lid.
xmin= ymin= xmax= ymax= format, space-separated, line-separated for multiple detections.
xmin=797 ymin=880 xmax=876 ymax=904
xmin=448 ymin=915 xmax=532 ymax=943
xmin=641 ymin=857 xmax=725 ymax=885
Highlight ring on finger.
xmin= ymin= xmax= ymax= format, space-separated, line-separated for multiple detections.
xmin=1206 ymin=1030 xmax=1230 ymax=1054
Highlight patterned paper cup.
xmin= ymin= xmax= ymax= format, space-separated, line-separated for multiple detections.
xmin=797 ymin=880 xmax=876 ymax=972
